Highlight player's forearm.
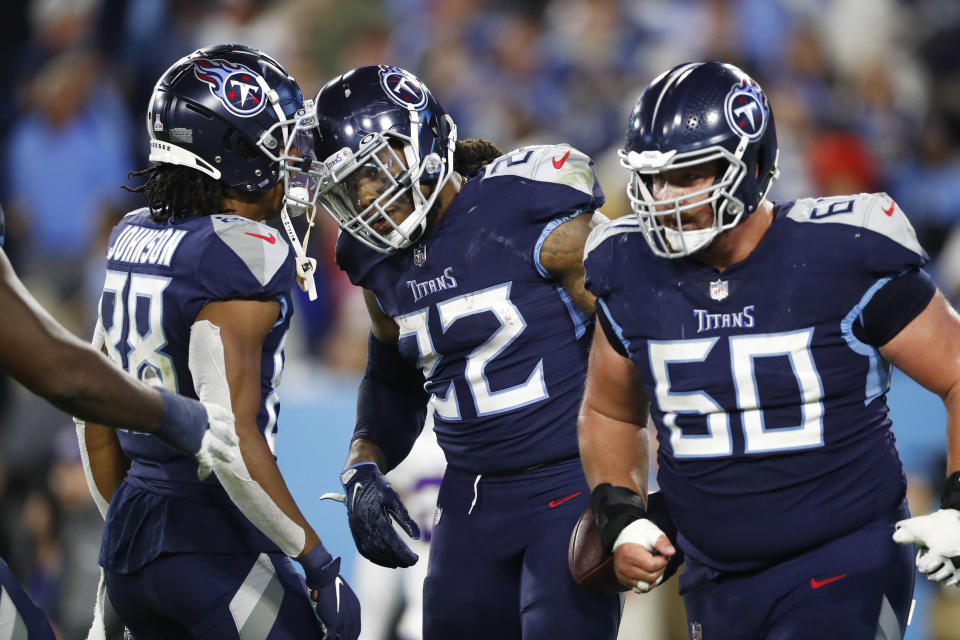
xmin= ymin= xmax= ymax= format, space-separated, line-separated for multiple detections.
xmin=82 ymin=421 xmax=130 ymax=509
xmin=345 ymin=437 xmax=388 ymax=470
xmin=46 ymin=343 xmax=163 ymax=430
xmin=578 ymin=404 xmax=649 ymax=495
xmin=236 ymin=426 xmax=320 ymax=554
xmin=943 ymin=382 xmax=960 ymax=476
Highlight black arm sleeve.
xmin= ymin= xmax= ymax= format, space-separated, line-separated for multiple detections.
xmin=352 ymin=333 xmax=430 ymax=472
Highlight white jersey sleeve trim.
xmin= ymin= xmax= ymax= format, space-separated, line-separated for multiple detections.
xmin=785 ymin=193 xmax=924 ymax=257
xmin=481 ymin=144 xmax=597 ymax=196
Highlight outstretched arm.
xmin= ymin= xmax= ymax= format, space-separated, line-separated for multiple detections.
xmin=0 ymin=249 xmax=164 ymax=429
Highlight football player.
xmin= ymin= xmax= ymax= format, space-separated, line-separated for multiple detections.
xmin=80 ymin=44 xmax=359 ymax=639
xmin=580 ymin=60 xmax=960 ymax=639
xmin=303 ymin=65 xmax=622 ymax=638
xmin=0 ymin=202 xmax=237 ymax=637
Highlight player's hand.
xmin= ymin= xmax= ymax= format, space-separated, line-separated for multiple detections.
xmin=301 ymin=549 xmax=361 ymax=640
xmin=612 ymin=518 xmax=675 ymax=593
xmin=894 ymin=509 xmax=960 ymax=586
xmin=195 ymin=402 xmax=239 ymax=481
xmin=340 ymin=462 xmax=420 ymax=568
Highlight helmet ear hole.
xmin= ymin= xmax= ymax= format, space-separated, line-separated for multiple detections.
xmin=222 ymin=129 xmax=260 ymax=161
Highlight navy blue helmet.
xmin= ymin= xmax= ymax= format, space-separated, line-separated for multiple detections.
xmin=620 ymin=61 xmax=780 ymax=257
xmin=147 ymin=43 xmax=307 ymax=196
xmin=307 ymin=65 xmax=457 ymax=253
xmin=148 ymin=43 xmax=321 ymax=298
xmin=0 ymin=203 xmax=5 ymax=248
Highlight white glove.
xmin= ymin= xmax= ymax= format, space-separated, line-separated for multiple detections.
xmin=893 ymin=509 xmax=960 ymax=586
xmin=613 ymin=518 xmax=668 ymax=593
xmin=195 ymin=401 xmax=239 ymax=481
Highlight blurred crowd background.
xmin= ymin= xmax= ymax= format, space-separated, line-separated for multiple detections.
xmin=0 ymin=0 xmax=959 ymax=637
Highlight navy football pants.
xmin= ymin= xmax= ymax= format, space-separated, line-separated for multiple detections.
xmin=0 ymin=556 xmax=55 ymax=639
xmin=106 ymin=552 xmax=322 ymax=639
xmin=679 ymin=502 xmax=914 ymax=640
xmin=423 ymin=458 xmax=621 ymax=640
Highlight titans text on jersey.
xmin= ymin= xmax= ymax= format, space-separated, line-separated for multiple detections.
xmin=338 ymin=144 xmax=604 ymax=473
xmin=584 ymin=193 xmax=929 ymax=572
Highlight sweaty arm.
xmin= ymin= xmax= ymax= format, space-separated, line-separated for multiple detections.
xmin=194 ymin=299 xmax=320 ymax=558
xmin=579 ymin=323 xmax=675 ymax=591
xmin=539 ymin=212 xmax=606 ymax=315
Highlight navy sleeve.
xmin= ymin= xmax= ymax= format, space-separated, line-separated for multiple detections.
xmin=854 ymin=268 xmax=937 ymax=346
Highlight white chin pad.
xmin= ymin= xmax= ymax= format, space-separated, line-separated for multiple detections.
xmin=285 ymin=185 xmax=310 ymax=217
xmin=188 ymin=320 xmax=306 ymax=557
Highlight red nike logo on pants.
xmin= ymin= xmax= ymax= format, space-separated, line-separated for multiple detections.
xmin=810 ymin=574 xmax=847 ymax=589
xmin=548 ymin=491 xmax=582 ymax=508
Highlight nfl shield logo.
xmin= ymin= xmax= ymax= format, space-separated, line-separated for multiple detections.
xmin=414 ymin=243 xmax=427 ymax=266
xmin=433 ymin=506 xmax=443 ymax=527
xmin=690 ymin=622 xmax=702 ymax=640
xmin=709 ymin=279 xmax=728 ymax=301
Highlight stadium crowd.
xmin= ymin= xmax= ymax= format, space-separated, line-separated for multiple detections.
xmin=0 ymin=0 xmax=958 ymax=637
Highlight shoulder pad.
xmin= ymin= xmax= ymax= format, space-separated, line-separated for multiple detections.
xmin=786 ymin=193 xmax=923 ymax=257
xmin=584 ymin=215 xmax=641 ymax=261
xmin=481 ymin=144 xmax=597 ymax=196
xmin=210 ymin=216 xmax=290 ymax=286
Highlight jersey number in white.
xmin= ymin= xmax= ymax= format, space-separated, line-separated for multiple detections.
xmin=100 ymin=270 xmax=177 ymax=392
xmin=649 ymin=329 xmax=824 ymax=457
xmin=396 ymin=283 xmax=547 ymax=419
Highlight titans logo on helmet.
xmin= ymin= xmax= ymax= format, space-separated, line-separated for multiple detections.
xmin=378 ymin=65 xmax=428 ymax=110
xmin=724 ymin=78 xmax=769 ymax=141
xmin=193 ymin=58 xmax=267 ymax=118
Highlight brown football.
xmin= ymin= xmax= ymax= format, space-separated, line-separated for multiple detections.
xmin=567 ymin=506 xmax=628 ymax=593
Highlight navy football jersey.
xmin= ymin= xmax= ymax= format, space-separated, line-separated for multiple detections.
xmin=97 ymin=208 xmax=295 ymax=570
xmin=338 ymin=144 xmax=604 ymax=473
xmin=584 ymin=194 xmax=929 ymax=572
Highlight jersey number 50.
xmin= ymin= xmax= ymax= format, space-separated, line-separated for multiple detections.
xmin=650 ymin=329 xmax=825 ymax=457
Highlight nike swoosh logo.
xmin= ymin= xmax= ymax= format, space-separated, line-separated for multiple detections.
xmin=552 ymin=150 xmax=571 ymax=170
xmin=335 ymin=576 xmax=343 ymax=611
xmin=548 ymin=491 xmax=582 ymax=508
xmin=882 ymin=201 xmax=895 ymax=217
xmin=810 ymin=574 xmax=847 ymax=589
xmin=351 ymin=483 xmax=362 ymax=510
xmin=245 ymin=231 xmax=277 ymax=244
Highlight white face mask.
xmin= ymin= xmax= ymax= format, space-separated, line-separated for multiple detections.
xmin=663 ymin=225 xmax=718 ymax=256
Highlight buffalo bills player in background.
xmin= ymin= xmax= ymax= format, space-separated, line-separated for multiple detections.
xmin=0 ymin=201 xmax=237 ymax=637
xmin=303 ymin=65 xmax=620 ymax=639
xmin=80 ymin=44 xmax=359 ymax=640
xmin=580 ymin=60 xmax=960 ymax=639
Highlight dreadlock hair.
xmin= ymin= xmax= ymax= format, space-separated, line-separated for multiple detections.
xmin=123 ymin=165 xmax=231 ymax=223
xmin=453 ymin=138 xmax=503 ymax=177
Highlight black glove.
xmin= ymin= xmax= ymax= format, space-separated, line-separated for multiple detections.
xmin=340 ymin=462 xmax=420 ymax=568
xmin=299 ymin=546 xmax=361 ymax=640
